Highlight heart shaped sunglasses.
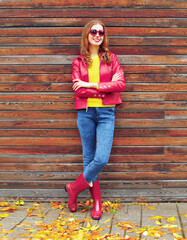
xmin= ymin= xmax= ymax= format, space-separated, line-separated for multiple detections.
xmin=89 ymin=29 xmax=105 ymax=37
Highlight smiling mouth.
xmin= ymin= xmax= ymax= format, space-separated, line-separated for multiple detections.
xmin=93 ymin=38 xmax=101 ymax=42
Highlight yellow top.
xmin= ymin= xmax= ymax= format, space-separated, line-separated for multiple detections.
xmin=87 ymin=55 xmax=115 ymax=107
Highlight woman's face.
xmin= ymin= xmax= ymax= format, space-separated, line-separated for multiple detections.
xmin=88 ymin=24 xmax=104 ymax=47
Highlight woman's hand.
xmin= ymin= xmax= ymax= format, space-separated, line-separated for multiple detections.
xmin=111 ymin=72 xmax=123 ymax=82
xmin=73 ymin=79 xmax=97 ymax=91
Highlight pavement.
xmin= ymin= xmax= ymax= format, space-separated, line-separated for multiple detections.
xmin=0 ymin=200 xmax=186 ymax=240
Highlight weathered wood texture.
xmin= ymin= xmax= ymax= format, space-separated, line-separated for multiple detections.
xmin=0 ymin=0 xmax=187 ymax=202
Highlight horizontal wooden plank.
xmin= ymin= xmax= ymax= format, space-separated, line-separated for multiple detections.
xmin=1 ymin=0 xmax=187 ymax=8
xmin=0 ymin=93 xmax=186 ymax=102
xmin=0 ymin=83 xmax=73 ymax=92
xmin=0 ymin=188 xmax=187 ymax=202
xmin=0 ymin=84 xmax=187 ymax=94
xmin=119 ymin=55 xmax=187 ymax=65
xmin=0 ymin=162 xmax=186 ymax=172
xmin=0 ymin=9 xmax=187 ymax=18
xmin=1 ymin=47 xmax=187 ymax=55
xmin=0 ymin=154 xmax=186 ymax=164
xmin=0 ymin=93 xmax=75 ymax=102
xmin=0 ymin=180 xmax=163 ymax=189
xmin=0 ymin=146 xmax=164 ymax=155
xmin=0 ymin=137 xmax=186 ymax=146
xmin=165 ymin=147 xmax=187 ymax=155
xmin=0 ymin=119 xmax=186 ymax=129
xmin=0 ymin=129 xmax=186 ymax=138
xmin=126 ymin=74 xmax=187 ymax=83
xmin=0 ymin=74 xmax=186 ymax=83
xmin=1 ymin=27 xmax=187 ymax=37
xmin=0 ymin=65 xmax=74 ymax=73
xmin=0 ymin=128 xmax=184 ymax=138
xmin=1 ymin=65 xmax=187 ymax=74
xmin=165 ymin=93 xmax=187 ymax=101
xmin=1 ymin=102 xmax=186 ymax=112
xmin=0 ymin=129 xmax=80 ymax=137
xmin=165 ymin=111 xmax=187 ymax=119
xmin=120 ymin=102 xmax=187 ymax=111
xmin=0 ymin=111 xmax=164 ymax=120
xmin=0 ymin=120 xmax=77 ymax=129
xmin=128 ymin=84 xmax=187 ymax=91
xmin=0 ymin=180 xmax=187 ymax=189
xmin=0 ymin=82 xmax=186 ymax=92
xmin=123 ymin=66 xmax=187 ymax=74
xmin=0 ymin=111 xmax=78 ymax=119
xmin=1 ymin=18 xmax=187 ymax=28
xmin=1 ymin=188 xmax=187 ymax=202
xmin=125 ymin=93 xmax=187 ymax=101
xmin=1 ymin=37 xmax=187 ymax=46
xmin=0 ymin=171 xmax=186 ymax=181
xmin=1 ymin=55 xmax=187 ymax=65
xmin=0 ymin=74 xmax=72 ymax=83
xmin=116 ymin=119 xmax=187 ymax=128
xmin=0 ymin=47 xmax=79 ymax=55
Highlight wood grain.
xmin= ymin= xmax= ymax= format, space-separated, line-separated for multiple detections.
xmin=0 ymin=154 xmax=186 ymax=163
xmin=1 ymin=37 xmax=187 ymax=46
xmin=1 ymin=27 xmax=187 ymax=37
xmin=0 ymin=9 xmax=187 ymax=17
xmin=1 ymin=18 xmax=187 ymax=28
xmin=0 ymin=0 xmax=187 ymax=8
xmin=0 ymin=0 xmax=186 ymax=201
xmin=0 ymin=74 xmax=186 ymax=83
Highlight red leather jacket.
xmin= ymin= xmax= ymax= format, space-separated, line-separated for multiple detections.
xmin=72 ymin=52 xmax=126 ymax=110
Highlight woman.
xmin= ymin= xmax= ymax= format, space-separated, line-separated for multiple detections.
xmin=65 ymin=20 xmax=125 ymax=220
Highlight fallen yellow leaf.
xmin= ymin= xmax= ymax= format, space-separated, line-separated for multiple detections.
xmin=104 ymin=218 xmax=111 ymax=224
xmin=0 ymin=213 xmax=9 ymax=218
xmin=59 ymin=211 xmax=68 ymax=215
xmin=167 ymin=216 xmax=178 ymax=223
xmin=163 ymin=224 xmax=178 ymax=228
xmin=34 ymin=220 xmax=43 ymax=224
xmin=2 ymin=229 xmax=14 ymax=233
xmin=149 ymin=215 xmax=165 ymax=220
xmin=17 ymin=222 xmax=32 ymax=227
xmin=173 ymin=232 xmax=183 ymax=238
xmin=86 ymin=222 xmax=91 ymax=228
xmin=25 ymin=228 xmax=37 ymax=232
xmin=155 ymin=220 xmax=162 ymax=225
xmin=147 ymin=206 xmax=157 ymax=210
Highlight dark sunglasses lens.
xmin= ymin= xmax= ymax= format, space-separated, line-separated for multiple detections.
xmin=99 ymin=30 xmax=105 ymax=36
xmin=90 ymin=29 xmax=97 ymax=35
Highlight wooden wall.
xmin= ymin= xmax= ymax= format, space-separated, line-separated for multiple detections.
xmin=0 ymin=0 xmax=187 ymax=202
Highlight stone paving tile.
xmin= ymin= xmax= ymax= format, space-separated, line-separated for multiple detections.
xmin=110 ymin=204 xmax=127 ymax=237
xmin=0 ymin=201 xmax=187 ymax=239
xmin=119 ymin=203 xmax=141 ymax=239
xmin=6 ymin=203 xmax=51 ymax=240
xmin=141 ymin=203 xmax=183 ymax=240
xmin=98 ymin=211 xmax=113 ymax=235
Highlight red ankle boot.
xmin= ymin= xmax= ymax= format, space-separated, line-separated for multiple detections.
xmin=65 ymin=173 xmax=90 ymax=212
xmin=90 ymin=180 xmax=102 ymax=220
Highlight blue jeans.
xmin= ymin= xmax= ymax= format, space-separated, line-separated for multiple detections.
xmin=77 ymin=107 xmax=115 ymax=183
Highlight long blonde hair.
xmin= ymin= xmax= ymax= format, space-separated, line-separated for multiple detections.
xmin=80 ymin=20 xmax=112 ymax=67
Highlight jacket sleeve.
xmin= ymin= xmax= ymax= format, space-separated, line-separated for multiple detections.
xmin=72 ymin=58 xmax=106 ymax=98
xmin=98 ymin=53 xmax=126 ymax=93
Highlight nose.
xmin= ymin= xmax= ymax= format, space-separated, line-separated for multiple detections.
xmin=95 ymin=31 xmax=100 ymax=36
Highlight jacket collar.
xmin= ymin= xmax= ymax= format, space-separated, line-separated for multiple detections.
xmin=77 ymin=52 xmax=104 ymax=61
